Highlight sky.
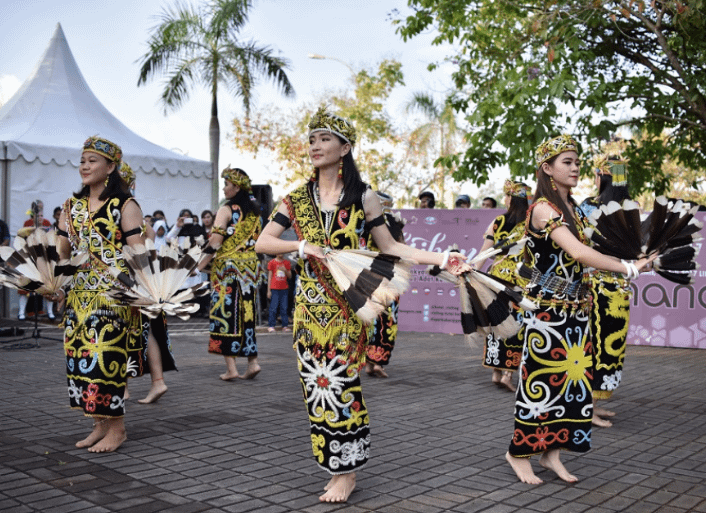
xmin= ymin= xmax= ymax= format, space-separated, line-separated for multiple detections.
xmin=0 ymin=0 xmax=506 ymax=202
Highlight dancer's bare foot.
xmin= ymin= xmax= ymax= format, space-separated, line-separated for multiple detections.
xmin=88 ymin=420 xmax=126 ymax=453
xmin=138 ymin=378 xmax=168 ymax=404
xmin=241 ymin=361 xmax=261 ymax=380
xmin=372 ymin=364 xmax=388 ymax=378
xmin=319 ymin=473 xmax=356 ymax=502
xmin=365 ymin=362 xmax=375 ymax=376
xmin=594 ymin=406 xmax=615 ymax=417
xmin=324 ymin=476 xmax=335 ymax=491
xmin=75 ymin=420 xmax=108 ymax=448
xmin=124 ymin=386 xmax=130 ymax=401
xmin=592 ymin=415 xmax=613 ymax=428
xmin=506 ymin=452 xmax=543 ymax=484
xmin=538 ymin=449 xmax=578 ymax=483
xmin=220 ymin=371 xmax=240 ymax=381
xmin=492 ymin=369 xmax=502 ymax=386
xmin=500 ymin=371 xmax=516 ymax=392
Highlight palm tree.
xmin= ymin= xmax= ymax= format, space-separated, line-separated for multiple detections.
xmin=137 ymin=0 xmax=295 ymax=208
xmin=406 ymin=93 xmax=461 ymax=208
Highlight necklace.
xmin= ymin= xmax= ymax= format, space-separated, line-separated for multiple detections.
xmin=314 ymin=183 xmax=344 ymax=246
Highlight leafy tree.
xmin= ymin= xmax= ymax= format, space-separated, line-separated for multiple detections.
xmin=231 ymin=60 xmax=438 ymax=205
xmin=405 ymin=93 xmax=462 ymax=207
xmin=395 ymin=0 xmax=706 ymax=196
xmin=137 ymin=0 xmax=294 ymax=208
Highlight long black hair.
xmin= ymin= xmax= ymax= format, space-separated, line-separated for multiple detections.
xmin=74 ymin=158 xmax=130 ymax=200
xmin=595 ymin=173 xmax=631 ymax=205
xmin=504 ymin=183 xmax=530 ymax=230
xmin=534 ymin=155 xmax=581 ymax=239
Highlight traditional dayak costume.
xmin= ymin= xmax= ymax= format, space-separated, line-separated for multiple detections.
xmin=579 ymin=159 xmax=632 ymax=399
xmin=272 ymin=108 xmax=372 ymax=474
xmin=482 ymin=180 xmax=531 ymax=376
xmin=208 ymin=168 xmax=264 ymax=359
xmin=365 ymin=192 xmax=404 ymax=369
xmin=61 ymin=137 xmax=144 ymax=418
xmin=509 ymin=135 xmax=594 ymax=457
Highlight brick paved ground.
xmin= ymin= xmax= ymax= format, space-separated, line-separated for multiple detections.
xmin=1 ymin=317 xmax=705 ymax=513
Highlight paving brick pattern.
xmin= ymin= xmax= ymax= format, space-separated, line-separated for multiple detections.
xmin=1 ymin=319 xmax=706 ymax=512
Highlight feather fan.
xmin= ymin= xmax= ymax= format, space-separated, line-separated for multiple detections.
xmin=429 ymin=239 xmax=537 ymax=341
xmin=320 ymin=248 xmax=415 ymax=325
xmin=106 ymin=239 xmax=209 ymax=320
xmin=584 ymin=196 xmax=702 ymax=284
xmin=0 ymin=228 xmax=87 ymax=295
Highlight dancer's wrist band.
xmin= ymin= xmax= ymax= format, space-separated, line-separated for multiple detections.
xmin=440 ymin=250 xmax=450 ymax=270
xmin=299 ymin=240 xmax=307 ymax=260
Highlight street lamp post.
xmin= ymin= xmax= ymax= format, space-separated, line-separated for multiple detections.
xmin=307 ymin=53 xmax=356 ymax=78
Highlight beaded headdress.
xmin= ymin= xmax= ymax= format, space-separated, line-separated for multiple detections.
xmin=119 ymin=162 xmax=135 ymax=188
xmin=535 ymin=134 xmax=579 ymax=166
xmin=221 ymin=166 xmax=252 ymax=192
xmin=308 ymin=106 xmax=356 ymax=147
xmin=607 ymin=159 xmax=628 ymax=187
xmin=83 ymin=136 xmax=122 ymax=163
xmin=503 ymin=180 xmax=530 ymax=199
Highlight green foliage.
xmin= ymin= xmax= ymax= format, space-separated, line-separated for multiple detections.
xmin=395 ymin=0 xmax=706 ymax=195
xmin=231 ymin=60 xmax=441 ymax=205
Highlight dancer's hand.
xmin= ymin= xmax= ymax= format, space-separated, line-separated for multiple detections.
xmin=636 ymin=252 xmax=659 ymax=273
xmin=46 ymin=288 xmax=65 ymax=305
xmin=303 ymin=243 xmax=325 ymax=260
xmin=447 ymin=252 xmax=471 ymax=275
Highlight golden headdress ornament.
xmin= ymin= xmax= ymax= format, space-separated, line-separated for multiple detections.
xmin=607 ymin=158 xmax=628 ymax=187
xmin=119 ymin=162 xmax=135 ymax=188
xmin=221 ymin=166 xmax=252 ymax=192
xmin=83 ymin=136 xmax=122 ymax=163
xmin=308 ymin=106 xmax=357 ymax=147
xmin=535 ymin=134 xmax=579 ymax=167
xmin=503 ymin=180 xmax=530 ymax=199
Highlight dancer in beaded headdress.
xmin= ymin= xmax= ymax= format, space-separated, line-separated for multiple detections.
xmin=199 ymin=167 xmax=264 ymax=380
xmin=474 ymin=180 xmax=531 ymax=392
xmin=54 ymin=136 xmax=148 ymax=453
xmin=505 ymin=135 xmax=655 ymax=484
xmin=255 ymin=107 xmax=466 ymax=503
xmin=579 ymin=158 xmax=633 ymax=427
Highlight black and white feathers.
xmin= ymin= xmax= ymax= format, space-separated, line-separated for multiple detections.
xmin=584 ymin=196 xmax=702 ymax=284
xmin=321 ymin=248 xmax=415 ymax=325
xmin=0 ymin=228 xmax=87 ymax=295
xmin=430 ymin=239 xmax=537 ymax=341
xmin=106 ymin=239 xmax=209 ymax=320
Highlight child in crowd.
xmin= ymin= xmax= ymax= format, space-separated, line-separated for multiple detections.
xmin=267 ymin=253 xmax=291 ymax=332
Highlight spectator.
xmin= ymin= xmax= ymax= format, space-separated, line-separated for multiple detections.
xmin=152 ymin=210 xmax=167 ymax=228
xmin=418 ymin=191 xmax=435 ymax=209
xmin=0 ymin=218 xmax=9 ymax=246
xmin=267 ymin=254 xmax=292 ymax=332
xmin=153 ymin=219 xmax=168 ymax=250
xmin=455 ymin=194 xmax=471 ymax=208
xmin=52 ymin=206 xmax=62 ymax=230
xmin=482 ymin=197 xmax=497 ymax=208
xmin=201 ymin=209 xmax=214 ymax=236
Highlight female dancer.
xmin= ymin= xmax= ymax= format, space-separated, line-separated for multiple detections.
xmin=506 ymin=135 xmax=654 ymax=484
xmin=579 ymin=158 xmax=632 ymax=427
xmin=365 ymin=191 xmax=405 ymax=378
xmin=255 ymin=107 xmax=465 ymax=503
xmin=474 ymin=180 xmax=531 ymax=391
xmin=200 ymin=168 xmax=263 ymax=380
xmin=54 ymin=136 xmax=146 ymax=453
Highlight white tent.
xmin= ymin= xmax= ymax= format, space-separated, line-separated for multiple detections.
xmin=0 ymin=23 xmax=213 ymax=234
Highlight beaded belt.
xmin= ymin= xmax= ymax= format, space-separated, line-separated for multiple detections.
xmin=519 ymin=264 xmax=589 ymax=298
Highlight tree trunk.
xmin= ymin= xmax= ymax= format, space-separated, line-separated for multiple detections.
xmin=209 ymin=93 xmax=220 ymax=211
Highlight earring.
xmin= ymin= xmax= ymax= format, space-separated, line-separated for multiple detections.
xmin=550 ymin=176 xmax=557 ymax=191
xmin=104 ymin=174 xmax=111 ymax=187
xmin=338 ymin=159 xmax=343 ymax=179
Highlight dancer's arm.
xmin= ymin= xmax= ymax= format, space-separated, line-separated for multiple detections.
xmin=197 ymin=204 xmax=230 ymax=271
xmin=531 ymin=202 xmax=655 ymax=273
xmin=363 ymin=191 xmax=466 ymax=270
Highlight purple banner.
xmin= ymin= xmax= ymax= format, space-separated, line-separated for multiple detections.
xmin=396 ymin=208 xmax=706 ymax=349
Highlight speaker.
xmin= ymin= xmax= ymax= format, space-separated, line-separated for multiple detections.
xmin=251 ymin=184 xmax=273 ymax=219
